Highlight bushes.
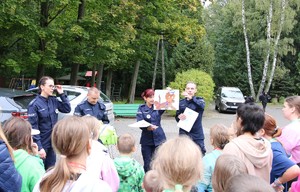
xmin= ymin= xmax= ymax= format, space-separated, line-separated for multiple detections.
xmin=169 ymin=69 xmax=215 ymax=106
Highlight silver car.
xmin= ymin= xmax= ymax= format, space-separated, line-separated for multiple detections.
xmin=27 ymin=85 xmax=115 ymax=125
xmin=215 ymin=87 xmax=245 ymax=113
xmin=0 ymin=88 xmax=36 ymax=124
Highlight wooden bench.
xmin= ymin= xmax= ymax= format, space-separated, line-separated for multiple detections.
xmin=113 ymin=104 xmax=140 ymax=117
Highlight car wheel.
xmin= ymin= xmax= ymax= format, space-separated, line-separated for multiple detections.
xmin=218 ymin=105 xmax=223 ymax=113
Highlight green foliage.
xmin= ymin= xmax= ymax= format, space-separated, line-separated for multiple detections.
xmin=169 ymin=36 xmax=215 ymax=77
xmin=279 ymin=96 xmax=285 ymax=104
xmin=169 ymin=69 xmax=215 ymax=105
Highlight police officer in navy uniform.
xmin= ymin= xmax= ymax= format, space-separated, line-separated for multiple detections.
xmin=259 ymin=91 xmax=270 ymax=112
xmin=28 ymin=76 xmax=71 ymax=170
xmin=175 ymin=82 xmax=206 ymax=155
xmin=137 ymin=89 xmax=166 ymax=172
xmin=74 ymin=87 xmax=109 ymax=124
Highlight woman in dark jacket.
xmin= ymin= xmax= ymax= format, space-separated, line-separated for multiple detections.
xmin=136 ymin=89 xmax=166 ymax=172
xmin=0 ymin=125 xmax=22 ymax=192
xmin=28 ymin=76 xmax=71 ymax=170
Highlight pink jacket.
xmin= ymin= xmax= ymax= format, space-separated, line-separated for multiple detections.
xmin=291 ymin=175 xmax=300 ymax=192
xmin=277 ymin=120 xmax=300 ymax=164
xmin=223 ymin=135 xmax=273 ymax=182
xmin=87 ymin=140 xmax=120 ymax=192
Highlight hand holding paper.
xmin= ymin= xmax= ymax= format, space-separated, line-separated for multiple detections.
xmin=178 ymin=113 xmax=187 ymax=120
xmin=128 ymin=120 xmax=157 ymax=130
xmin=147 ymin=125 xmax=158 ymax=131
xmin=177 ymin=107 xmax=199 ymax=132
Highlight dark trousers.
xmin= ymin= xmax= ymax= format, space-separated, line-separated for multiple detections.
xmin=194 ymin=139 xmax=206 ymax=156
xmin=44 ymin=147 xmax=56 ymax=170
xmin=179 ymin=131 xmax=206 ymax=156
xmin=262 ymin=102 xmax=267 ymax=111
xmin=141 ymin=145 xmax=158 ymax=173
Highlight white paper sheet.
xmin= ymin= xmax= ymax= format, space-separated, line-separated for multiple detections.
xmin=128 ymin=120 xmax=152 ymax=128
xmin=177 ymin=107 xmax=199 ymax=132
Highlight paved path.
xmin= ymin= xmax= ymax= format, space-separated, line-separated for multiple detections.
xmin=110 ymin=103 xmax=288 ymax=165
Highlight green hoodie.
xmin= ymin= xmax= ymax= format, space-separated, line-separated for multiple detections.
xmin=13 ymin=149 xmax=45 ymax=192
xmin=114 ymin=156 xmax=145 ymax=192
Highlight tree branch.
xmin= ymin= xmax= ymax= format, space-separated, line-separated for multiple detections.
xmin=47 ymin=4 xmax=69 ymax=26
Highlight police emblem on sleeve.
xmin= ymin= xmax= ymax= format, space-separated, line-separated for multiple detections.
xmin=146 ymin=114 xmax=151 ymax=119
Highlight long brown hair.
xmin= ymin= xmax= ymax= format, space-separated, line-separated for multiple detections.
xmin=2 ymin=117 xmax=32 ymax=152
xmin=0 ymin=125 xmax=15 ymax=161
xmin=39 ymin=116 xmax=90 ymax=192
xmin=262 ymin=114 xmax=282 ymax=138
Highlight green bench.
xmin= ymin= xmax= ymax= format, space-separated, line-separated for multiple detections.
xmin=113 ymin=104 xmax=140 ymax=117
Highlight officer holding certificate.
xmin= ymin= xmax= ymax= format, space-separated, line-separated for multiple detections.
xmin=175 ymin=82 xmax=206 ymax=155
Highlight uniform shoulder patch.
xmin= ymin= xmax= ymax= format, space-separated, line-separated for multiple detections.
xmin=98 ymin=102 xmax=106 ymax=109
xmin=77 ymin=100 xmax=86 ymax=106
xmin=28 ymin=98 xmax=37 ymax=106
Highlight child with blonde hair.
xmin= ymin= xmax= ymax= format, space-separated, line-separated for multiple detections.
xmin=212 ymin=154 xmax=248 ymax=192
xmin=82 ymin=116 xmax=120 ymax=192
xmin=142 ymin=170 xmax=161 ymax=192
xmin=33 ymin=116 xmax=112 ymax=192
xmin=197 ymin=124 xmax=229 ymax=192
xmin=114 ymin=133 xmax=144 ymax=192
xmin=151 ymin=136 xmax=203 ymax=192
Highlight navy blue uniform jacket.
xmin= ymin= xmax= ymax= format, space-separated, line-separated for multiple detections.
xmin=175 ymin=96 xmax=205 ymax=140
xmin=74 ymin=100 xmax=109 ymax=124
xmin=0 ymin=140 xmax=22 ymax=192
xmin=136 ymin=104 xmax=166 ymax=146
xmin=28 ymin=94 xmax=71 ymax=150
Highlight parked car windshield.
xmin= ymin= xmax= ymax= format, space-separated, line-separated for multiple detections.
xmin=222 ymin=90 xmax=243 ymax=99
xmin=13 ymin=95 xmax=36 ymax=108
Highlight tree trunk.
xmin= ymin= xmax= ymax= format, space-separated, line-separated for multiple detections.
xmin=152 ymin=39 xmax=160 ymax=89
xmin=36 ymin=63 xmax=45 ymax=81
xmin=127 ymin=60 xmax=140 ymax=104
xmin=106 ymin=70 xmax=113 ymax=98
xmin=70 ymin=0 xmax=85 ymax=85
xmin=36 ymin=1 xmax=49 ymax=81
xmin=96 ymin=64 xmax=104 ymax=90
xmin=257 ymin=0 xmax=273 ymax=100
xmin=242 ymin=0 xmax=255 ymax=99
xmin=265 ymin=0 xmax=287 ymax=93
xmin=161 ymin=35 xmax=165 ymax=89
xmin=70 ymin=64 xmax=79 ymax=85
xmin=91 ymin=64 xmax=96 ymax=86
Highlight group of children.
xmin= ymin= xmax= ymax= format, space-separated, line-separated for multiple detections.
xmin=1 ymin=97 xmax=300 ymax=192
xmin=0 ymin=114 xmax=201 ymax=192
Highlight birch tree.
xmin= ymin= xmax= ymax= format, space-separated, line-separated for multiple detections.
xmin=256 ymin=0 xmax=273 ymax=100
xmin=265 ymin=0 xmax=287 ymax=92
xmin=161 ymin=35 xmax=166 ymax=89
xmin=152 ymin=39 xmax=160 ymax=89
xmin=241 ymin=0 xmax=255 ymax=97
